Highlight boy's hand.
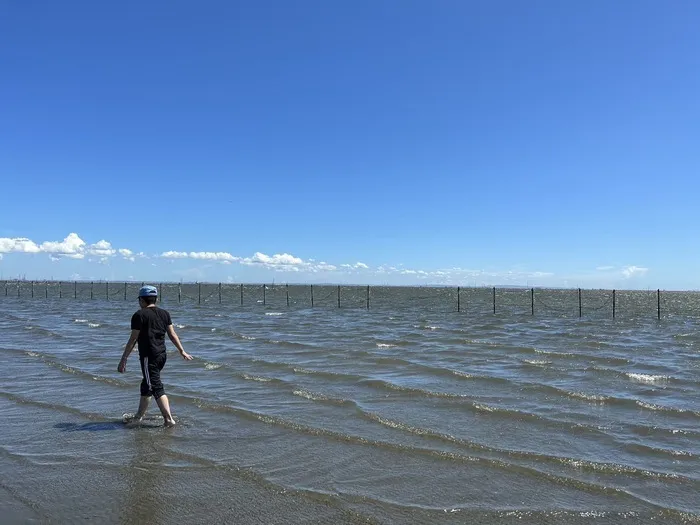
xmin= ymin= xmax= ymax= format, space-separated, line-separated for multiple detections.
xmin=180 ymin=351 xmax=193 ymax=361
xmin=118 ymin=357 xmax=127 ymax=373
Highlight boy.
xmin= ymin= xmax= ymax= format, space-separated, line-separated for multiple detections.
xmin=118 ymin=285 xmax=193 ymax=426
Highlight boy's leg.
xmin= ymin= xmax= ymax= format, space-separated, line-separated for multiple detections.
xmin=148 ymin=353 xmax=175 ymax=425
xmin=155 ymin=395 xmax=175 ymax=426
xmin=135 ymin=395 xmax=151 ymax=419
xmin=137 ymin=357 xmax=153 ymax=419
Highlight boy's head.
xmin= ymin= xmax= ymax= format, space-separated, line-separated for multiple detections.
xmin=138 ymin=285 xmax=158 ymax=306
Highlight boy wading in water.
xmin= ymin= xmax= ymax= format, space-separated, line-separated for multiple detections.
xmin=118 ymin=285 xmax=193 ymax=426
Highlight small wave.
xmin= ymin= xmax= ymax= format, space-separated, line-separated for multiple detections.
xmin=636 ymin=400 xmax=700 ymax=417
xmin=534 ymin=348 xmax=574 ymax=357
xmin=376 ymin=343 xmax=396 ymax=348
xmin=211 ymin=328 xmax=216 ymax=332
xmin=88 ymin=323 xmax=100 ymax=328
xmin=241 ymin=374 xmax=272 ymax=383
xmin=565 ymin=391 xmax=610 ymax=403
xmin=626 ymin=373 xmax=670 ymax=384
xmin=524 ymin=359 xmax=551 ymax=365
xmin=359 ymin=378 xmax=468 ymax=399
xmin=204 ymin=363 xmax=222 ymax=370
xmin=265 ymin=312 xmax=283 ymax=316
xmin=292 ymin=389 xmax=354 ymax=406
xmin=74 ymin=319 xmax=88 ymax=324
xmin=176 ymin=324 xmax=186 ymax=329
xmin=625 ymin=443 xmax=695 ymax=458
xmin=24 ymin=326 xmax=34 ymax=330
xmin=26 ymin=351 xmax=40 ymax=357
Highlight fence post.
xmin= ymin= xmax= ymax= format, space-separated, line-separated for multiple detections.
xmin=218 ymin=282 xmax=222 ymax=304
xmin=240 ymin=283 xmax=243 ymax=305
xmin=492 ymin=287 xmax=496 ymax=314
xmin=263 ymin=284 xmax=266 ymax=305
xmin=367 ymin=285 xmax=370 ymax=310
xmin=311 ymin=285 xmax=314 ymax=307
xmin=612 ymin=289 xmax=616 ymax=319
xmin=457 ymin=286 xmax=461 ymax=312
xmin=531 ymin=288 xmax=534 ymax=316
xmin=286 ymin=284 xmax=290 ymax=307
xmin=198 ymin=282 xmax=201 ymax=305
xmin=578 ymin=288 xmax=582 ymax=318
xmin=657 ymin=289 xmax=661 ymax=320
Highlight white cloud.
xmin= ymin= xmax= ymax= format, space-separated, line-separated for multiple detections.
xmin=354 ymin=262 xmax=369 ymax=269
xmin=241 ymin=252 xmax=305 ymax=267
xmin=0 ymin=233 xmax=137 ymax=263
xmin=622 ymin=265 xmax=648 ymax=278
xmin=0 ymin=237 xmax=41 ymax=253
xmin=189 ymin=251 xmax=239 ymax=263
xmin=119 ymin=248 xmax=135 ymax=262
xmin=88 ymin=240 xmax=116 ymax=257
xmin=40 ymin=233 xmax=86 ymax=255
xmin=161 ymin=251 xmax=189 ymax=259
xmin=596 ymin=266 xmax=615 ymax=271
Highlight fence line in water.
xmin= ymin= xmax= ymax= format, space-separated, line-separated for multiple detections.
xmin=1 ymin=280 xmax=694 ymax=319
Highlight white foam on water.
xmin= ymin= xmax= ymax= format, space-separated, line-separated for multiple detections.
xmin=88 ymin=323 xmax=100 ymax=328
xmin=376 ymin=343 xmax=396 ymax=348
xmin=242 ymin=374 xmax=272 ymax=382
xmin=74 ymin=319 xmax=88 ymax=323
xmin=567 ymin=391 xmax=609 ymax=403
xmin=204 ymin=362 xmax=222 ymax=370
xmin=241 ymin=334 xmax=256 ymax=340
xmin=211 ymin=328 xmax=216 ymax=332
xmin=637 ymin=400 xmax=668 ymax=411
xmin=26 ymin=351 xmax=40 ymax=357
xmin=265 ymin=312 xmax=283 ymax=316
xmin=525 ymin=359 xmax=551 ymax=365
xmin=626 ymin=372 xmax=670 ymax=384
xmin=176 ymin=324 xmax=186 ymax=329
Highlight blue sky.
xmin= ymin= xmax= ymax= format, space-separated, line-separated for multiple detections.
xmin=1 ymin=1 xmax=699 ymax=288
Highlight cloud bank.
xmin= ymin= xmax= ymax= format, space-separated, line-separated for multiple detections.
xmin=0 ymin=232 xmax=652 ymax=287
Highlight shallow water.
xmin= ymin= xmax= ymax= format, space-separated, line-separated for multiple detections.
xmin=1 ymin=288 xmax=699 ymax=524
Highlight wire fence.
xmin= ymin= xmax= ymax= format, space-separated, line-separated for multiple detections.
xmin=2 ymin=280 xmax=699 ymax=320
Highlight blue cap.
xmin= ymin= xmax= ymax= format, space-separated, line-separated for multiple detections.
xmin=138 ymin=285 xmax=158 ymax=297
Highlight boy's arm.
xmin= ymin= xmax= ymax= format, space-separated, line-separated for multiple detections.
xmin=118 ymin=329 xmax=140 ymax=373
xmin=167 ymin=324 xmax=193 ymax=360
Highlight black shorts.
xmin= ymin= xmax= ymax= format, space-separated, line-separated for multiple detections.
xmin=139 ymin=352 xmax=167 ymax=398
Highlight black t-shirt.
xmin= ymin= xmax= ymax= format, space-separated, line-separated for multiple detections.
xmin=130 ymin=306 xmax=172 ymax=358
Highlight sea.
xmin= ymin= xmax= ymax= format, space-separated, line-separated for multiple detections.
xmin=1 ymin=283 xmax=699 ymax=524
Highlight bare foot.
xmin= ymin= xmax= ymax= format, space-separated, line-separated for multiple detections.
xmin=164 ymin=419 xmax=176 ymax=427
